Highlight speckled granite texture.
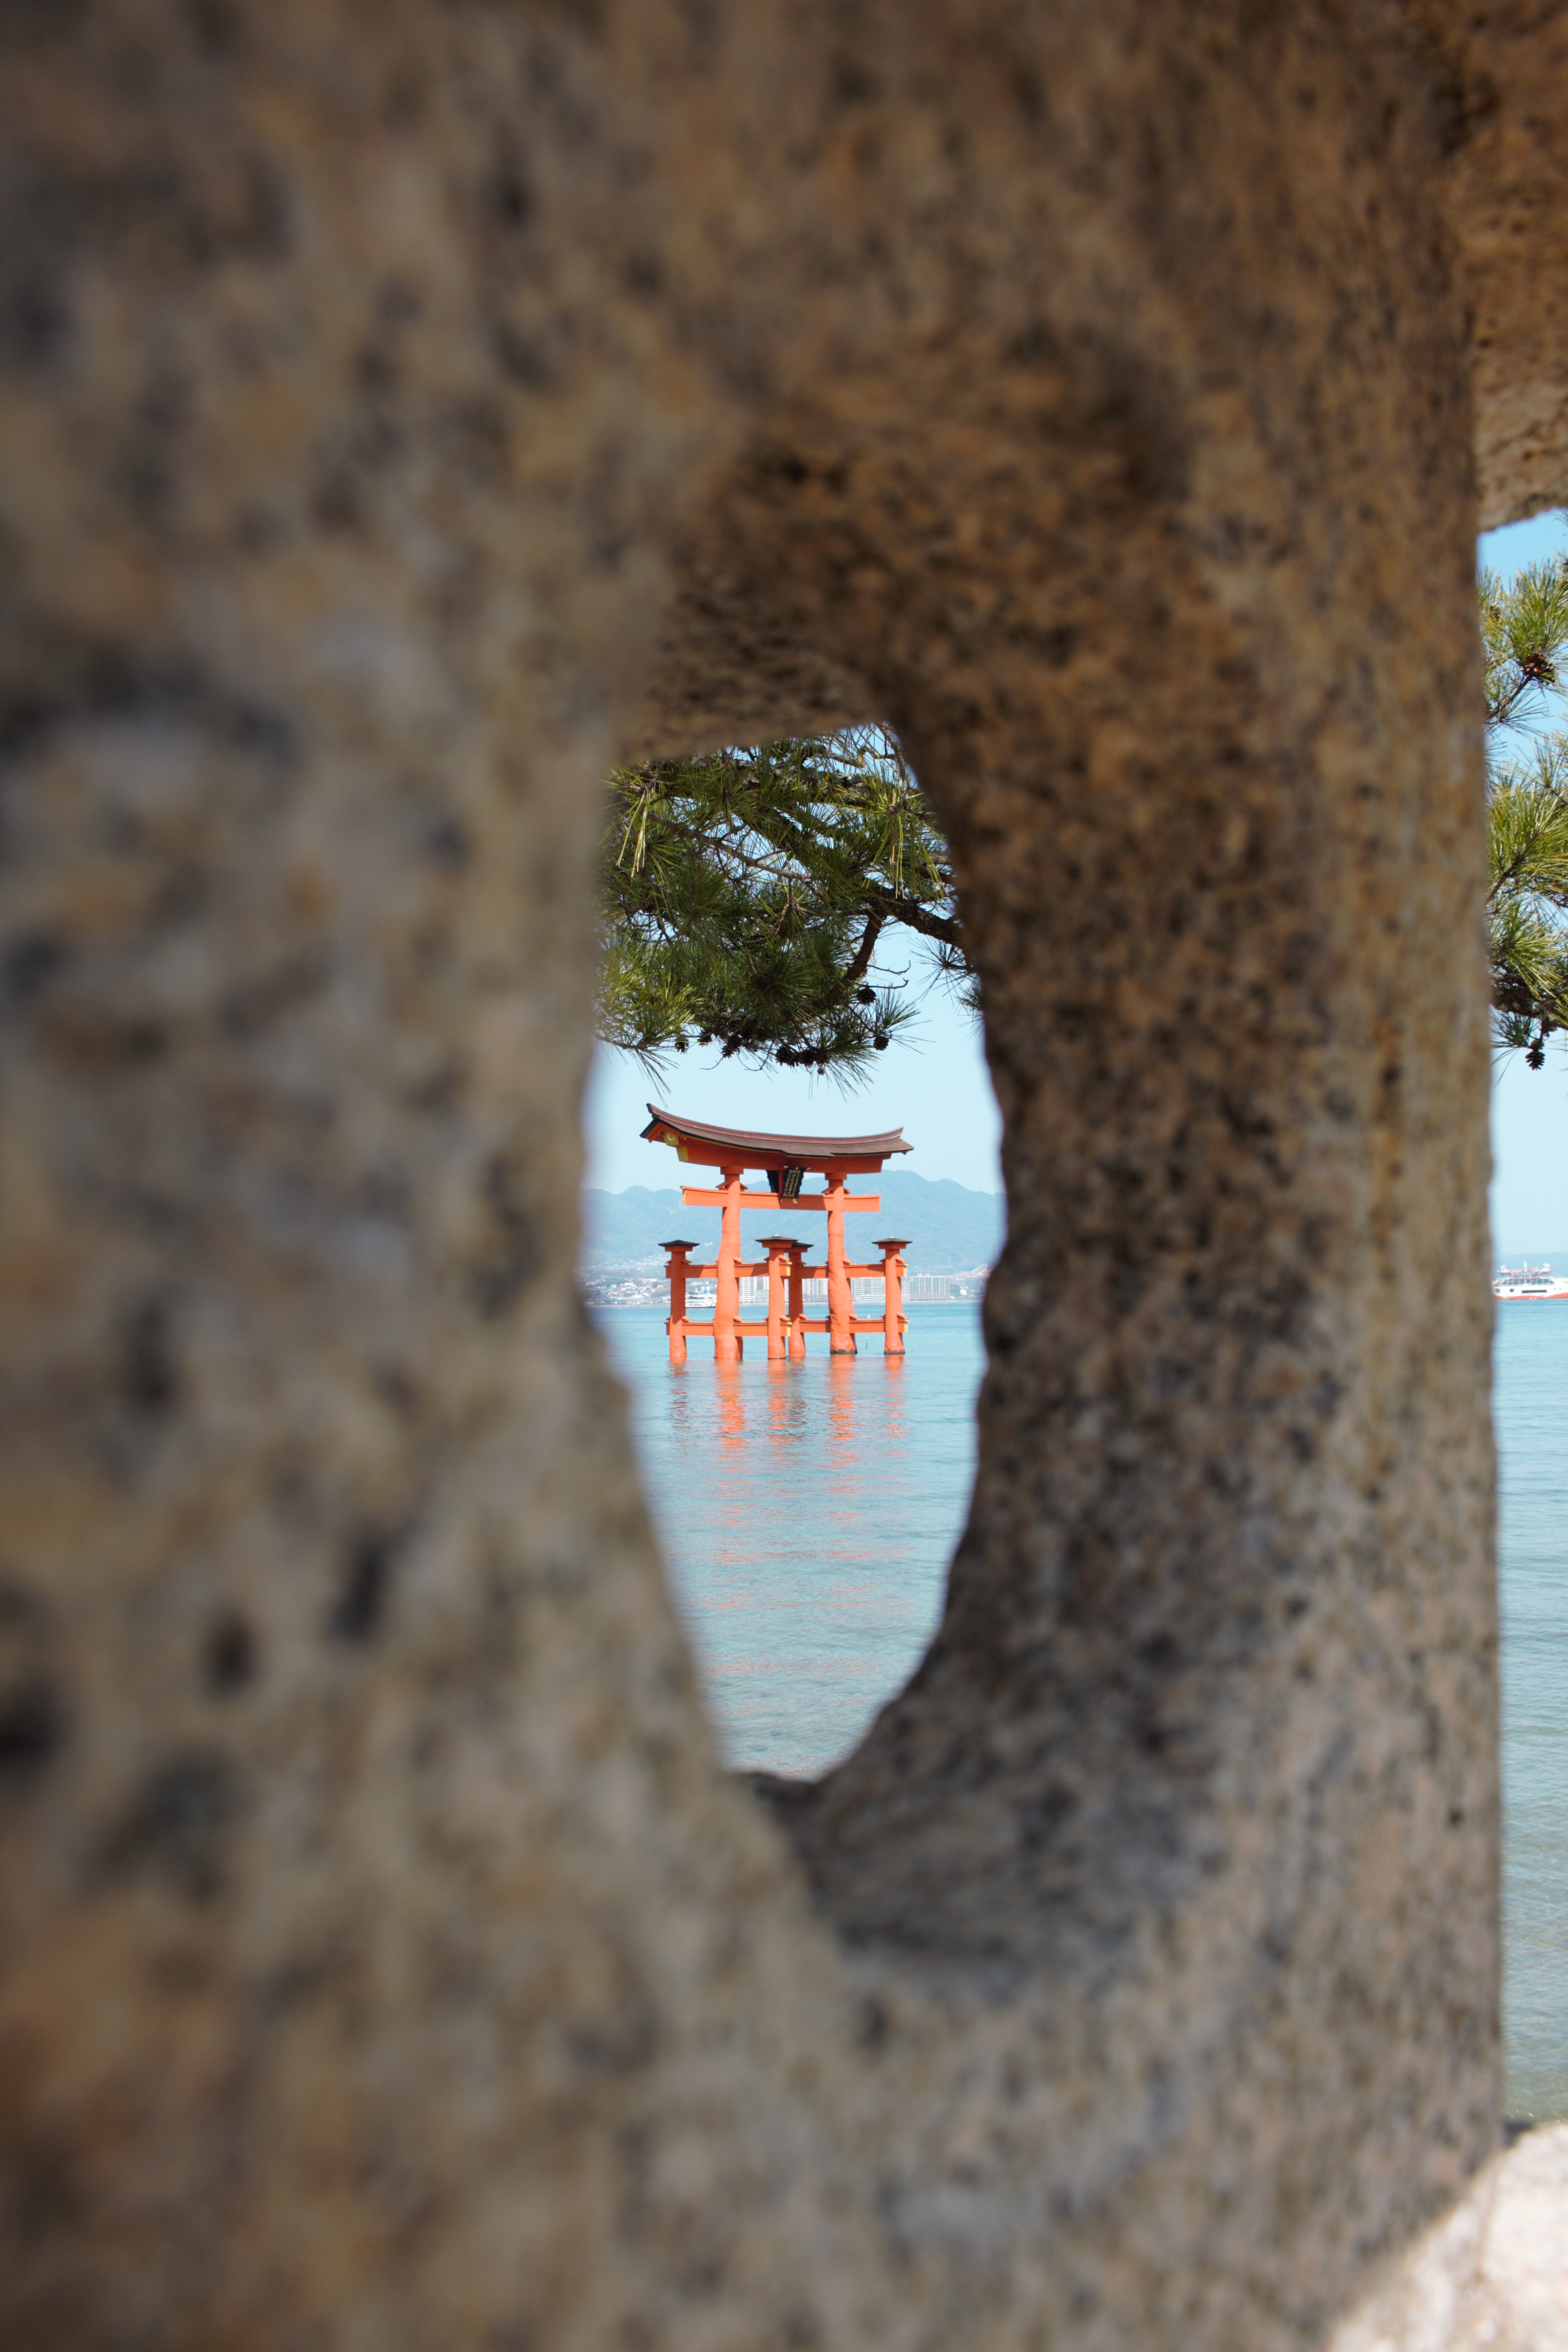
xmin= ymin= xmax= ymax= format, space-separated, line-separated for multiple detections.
xmin=0 ymin=6 xmax=1561 ymax=2349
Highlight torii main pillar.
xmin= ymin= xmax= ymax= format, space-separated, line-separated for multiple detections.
xmin=642 ymin=1109 xmax=914 ymax=1363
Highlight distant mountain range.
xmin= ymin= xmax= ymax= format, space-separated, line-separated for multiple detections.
xmin=581 ymin=1172 xmax=1005 ymax=1274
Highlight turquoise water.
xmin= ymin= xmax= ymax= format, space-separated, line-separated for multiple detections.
xmin=599 ymin=1302 xmax=1567 ymax=2120
xmin=603 ymin=1306 xmax=980 ymax=1775
xmin=1494 ymin=1306 xmax=1568 ymax=2122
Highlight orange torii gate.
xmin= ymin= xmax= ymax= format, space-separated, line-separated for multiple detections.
xmin=642 ymin=1107 xmax=913 ymax=1364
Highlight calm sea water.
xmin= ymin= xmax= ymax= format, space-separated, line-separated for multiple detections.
xmin=598 ymin=1301 xmax=1567 ymax=2121
xmin=1495 ymin=1306 xmax=1568 ymax=2122
xmin=603 ymin=1306 xmax=980 ymax=1775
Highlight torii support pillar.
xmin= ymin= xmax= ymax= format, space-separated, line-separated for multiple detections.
xmin=877 ymin=1238 xmax=910 ymax=1357
xmin=786 ymin=1242 xmax=808 ymax=1361
xmin=756 ymin=1237 xmax=799 ymax=1362
xmin=823 ymin=1174 xmax=855 ymax=1355
xmin=712 ymin=1166 xmax=744 ymax=1363
xmin=660 ymin=1240 xmax=697 ymax=1367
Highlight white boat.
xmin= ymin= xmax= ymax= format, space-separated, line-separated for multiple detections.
xmin=1492 ymin=1262 xmax=1568 ymax=1301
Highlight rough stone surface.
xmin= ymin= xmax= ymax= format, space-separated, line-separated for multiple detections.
xmin=1404 ymin=1 xmax=1568 ymax=531
xmin=0 ymin=5 xmax=1561 ymax=2349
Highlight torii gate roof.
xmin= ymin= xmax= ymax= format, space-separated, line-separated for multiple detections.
xmin=642 ymin=1105 xmax=912 ymax=1173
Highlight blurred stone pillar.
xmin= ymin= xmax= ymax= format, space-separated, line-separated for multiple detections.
xmin=0 ymin=4 xmax=1539 ymax=2349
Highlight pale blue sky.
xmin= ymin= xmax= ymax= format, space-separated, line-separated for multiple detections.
xmin=584 ymin=980 xmax=1001 ymax=1193
xmin=587 ymin=509 xmax=1568 ymax=1254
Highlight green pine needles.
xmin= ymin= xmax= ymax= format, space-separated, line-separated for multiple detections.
xmin=596 ymin=725 xmax=974 ymax=1083
xmin=1482 ymin=552 xmax=1568 ymax=1065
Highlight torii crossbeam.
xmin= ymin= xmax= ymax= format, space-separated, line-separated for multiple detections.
xmin=642 ymin=1107 xmax=913 ymax=1363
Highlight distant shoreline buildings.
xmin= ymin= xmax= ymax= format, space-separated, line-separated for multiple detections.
xmin=583 ymin=1267 xmax=990 ymax=1310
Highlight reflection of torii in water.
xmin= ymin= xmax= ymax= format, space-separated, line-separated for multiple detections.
xmin=642 ymin=1107 xmax=913 ymax=1365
